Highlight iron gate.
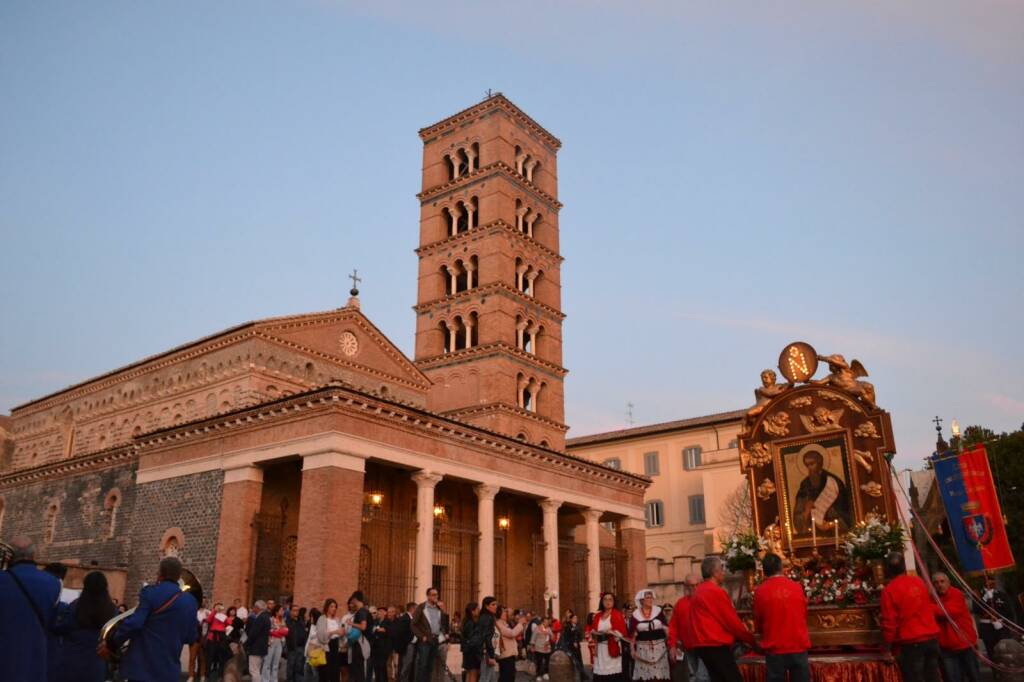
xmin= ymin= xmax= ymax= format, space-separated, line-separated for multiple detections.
xmin=434 ymin=518 xmax=478 ymax=613
xmin=360 ymin=505 xmax=417 ymax=607
xmin=252 ymin=510 xmax=287 ymax=602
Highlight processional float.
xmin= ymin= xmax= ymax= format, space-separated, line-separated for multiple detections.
xmin=736 ymin=342 xmax=900 ymax=647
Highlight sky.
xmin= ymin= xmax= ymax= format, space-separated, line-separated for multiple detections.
xmin=2 ymin=1 xmax=1022 ymax=471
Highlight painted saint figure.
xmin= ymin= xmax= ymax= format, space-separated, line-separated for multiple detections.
xmin=793 ymin=448 xmax=851 ymax=533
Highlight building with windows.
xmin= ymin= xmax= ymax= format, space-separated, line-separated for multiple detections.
xmin=567 ymin=409 xmax=747 ymax=603
xmin=0 ymin=95 xmax=649 ymax=616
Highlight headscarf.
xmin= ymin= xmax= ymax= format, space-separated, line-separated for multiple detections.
xmin=633 ymin=589 xmax=661 ymax=620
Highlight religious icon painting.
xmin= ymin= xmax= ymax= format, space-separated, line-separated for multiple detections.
xmin=779 ymin=436 xmax=855 ymax=539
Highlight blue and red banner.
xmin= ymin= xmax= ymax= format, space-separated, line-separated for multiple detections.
xmin=933 ymin=444 xmax=1015 ymax=575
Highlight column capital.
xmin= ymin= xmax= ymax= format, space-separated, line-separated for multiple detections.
xmin=223 ymin=465 xmax=263 ymax=484
xmin=582 ymin=509 xmax=604 ymax=524
xmin=411 ymin=470 xmax=443 ymax=488
xmin=302 ymin=450 xmax=367 ymax=473
xmin=539 ymin=498 xmax=563 ymax=514
xmin=474 ymin=483 xmax=500 ymax=501
xmin=618 ymin=517 xmax=646 ymax=532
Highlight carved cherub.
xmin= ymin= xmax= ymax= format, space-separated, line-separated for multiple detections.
xmin=747 ymin=369 xmax=792 ymax=417
xmin=813 ymin=354 xmax=876 ymax=408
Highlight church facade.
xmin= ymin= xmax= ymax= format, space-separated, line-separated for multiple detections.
xmin=0 ymin=96 xmax=648 ymax=617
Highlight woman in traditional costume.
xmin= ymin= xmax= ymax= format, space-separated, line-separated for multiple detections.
xmin=590 ymin=592 xmax=628 ymax=682
xmin=627 ymin=589 xmax=669 ymax=682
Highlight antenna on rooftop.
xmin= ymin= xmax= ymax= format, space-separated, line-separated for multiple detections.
xmin=626 ymin=402 xmax=635 ymax=426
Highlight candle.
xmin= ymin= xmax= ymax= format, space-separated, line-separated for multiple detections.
xmin=811 ymin=514 xmax=817 ymax=549
xmin=834 ymin=521 xmax=839 ymax=550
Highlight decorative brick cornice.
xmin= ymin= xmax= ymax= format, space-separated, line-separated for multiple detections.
xmin=442 ymin=401 xmax=569 ymax=433
xmin=415 ymin=220 xmax=564 ymax=264
xmin=415 ymin=342 xmax=568 ymax=379
xmin=417 ymin=162 xmax=561 ymax=211
xmin=12 ymin=330 xmax=258 ymax=416
xmin=135 ymin=384 xmax=648 ymax=492
xmin=418 ymin=94 xmax=561 ymax=151
xmin=257 ymin=310 xmax=431 ymax=390
xmin=0 ymin=445 xmax=136 ymax=489
xmin=413 ymin=282 xmax=566 ymax=322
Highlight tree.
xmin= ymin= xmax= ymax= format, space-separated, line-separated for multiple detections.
xmin=718 ymin=482 xmax=753 ymax=539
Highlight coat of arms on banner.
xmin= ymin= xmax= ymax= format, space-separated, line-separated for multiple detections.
xmin=964 ymin=514 xmax=994 ymax=546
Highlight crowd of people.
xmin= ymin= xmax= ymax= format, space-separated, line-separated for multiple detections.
xmin=2 ymin=529 xmax=1017 ymax=682
xmin=659 ymin=551 xmax=999 ymax=682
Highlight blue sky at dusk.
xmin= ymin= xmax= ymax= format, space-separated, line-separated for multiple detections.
xmin=2 ymin=1 xmax=1022 ymax=470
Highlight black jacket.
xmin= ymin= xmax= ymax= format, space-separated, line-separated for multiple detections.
xmin=371 ymin=617 xmax=398 ymax=662
xmin=285 ymin=615 xmax=308 ymax=652
xmin=478 ymin=611 xmax=497 ymax=660
xmin=461 ymin=617 xmax=483 ymax=656
xmin=393 ymin=612 xmax=414 ymax=651
xmin=245 ymin=611 xmax=271 ymax=656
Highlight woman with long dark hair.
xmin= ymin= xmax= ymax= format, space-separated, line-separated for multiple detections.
xmin=590 ymin=593 xmax=628 ymax=682
xmin=54 ymin=571 xmax=117 ymax=682
xmin=461 ymin=602 xmax=483 ymax=682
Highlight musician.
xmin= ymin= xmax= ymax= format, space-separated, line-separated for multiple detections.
xmin=0 ymin=535 xmax=62 ymax=682
xmin=110 ymin=556 xmax=200 ymax=682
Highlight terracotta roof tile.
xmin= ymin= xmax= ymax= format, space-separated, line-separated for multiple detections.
xmin=566 ymin=409 xmax=748 ymax=448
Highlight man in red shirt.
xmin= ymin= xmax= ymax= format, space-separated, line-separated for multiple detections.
xmin=688 ymin=556 xmax=756 ymax=682
xmin=667 ymin=574 xmax=701 ymax=682
xmin=880 ymin=551 xmax=941 ymax=682
xmin=753 ymin=553 xmax=810 ymax=682
xmin=932 ymin=572 xmax=980 ymax=682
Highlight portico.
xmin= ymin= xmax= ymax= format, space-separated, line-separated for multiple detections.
xmin=134 ymin=382 xmax=647 ymax=612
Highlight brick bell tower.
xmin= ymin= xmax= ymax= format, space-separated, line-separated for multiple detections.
xmin=413 ymin=94 xmax=568 ymax=450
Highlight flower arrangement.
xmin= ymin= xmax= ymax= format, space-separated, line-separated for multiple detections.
xmin=722 ymin=530 xmax=768 ymax=572
xmin=784 ymin=563 xmax=881 ymax=607
xmin=843 ymin=517 xmax=905 ymax=561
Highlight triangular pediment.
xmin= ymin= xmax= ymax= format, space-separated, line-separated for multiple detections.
xmin=256 ymin=307 xmax=431 ymax=391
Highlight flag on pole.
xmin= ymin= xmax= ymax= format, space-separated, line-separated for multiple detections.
xmin=933 ymin=444 xmax=1015 ymax=574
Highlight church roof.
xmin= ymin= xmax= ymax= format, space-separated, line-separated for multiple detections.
xmin=565 ymin=409 xmax=748 ymax=448
xmin=11 ymin=303 xmax=429 ymax=412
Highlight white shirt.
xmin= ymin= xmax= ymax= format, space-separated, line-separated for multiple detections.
xmin=593 ymin=613 xmax=623 ymax=676
xmin=328 ymin=617 xmax=341 ymax=639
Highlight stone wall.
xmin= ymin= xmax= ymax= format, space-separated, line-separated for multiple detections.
xmin=0 ymin=464 xmax=136 ymax=569
xmin=126 ymin=470 xmax=223 ymax=603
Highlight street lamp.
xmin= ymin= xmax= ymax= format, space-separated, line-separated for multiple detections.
xmin=497 ymin=515 xmax=510 ymax=531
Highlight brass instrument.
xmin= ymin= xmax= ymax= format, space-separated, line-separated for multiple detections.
xmin=99 ymin=567 xmax=203 ymax=662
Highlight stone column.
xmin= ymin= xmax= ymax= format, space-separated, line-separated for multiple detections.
xmin=526 ymin=271 xmax=538 ymax=297
xmin=515 ymin=151 xmax=529 ymax=175
xmin=525 ymin=159 xmax=539 ymax=182
xmin=617 ymin=517 xmax=648 ymax=604
xmin=540 ymin=498 xmax=562 ymax=617
xmin=516 ymin=205 xmax=529 ymax=232
xmin=413 ymin=470 xmax=443 ymax=598
xmin=293 ymin=451 xmax=367 ymax=608
xmin=582 ymin=509 xmax=603 ymax=613
xmin=475 ymin=484 xmax=500 ymax=601
xmin=213 ymin=466 xmax=263 ymax=606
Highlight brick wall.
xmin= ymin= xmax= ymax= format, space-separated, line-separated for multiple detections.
xmin=0 ymin=464 xmax=136 ymax=569
xmin=125 ymin=470 xmax=223 ymax=603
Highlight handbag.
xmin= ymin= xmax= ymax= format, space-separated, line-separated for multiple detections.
xmin=308 ymin=647 xmax=327 ymax=668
